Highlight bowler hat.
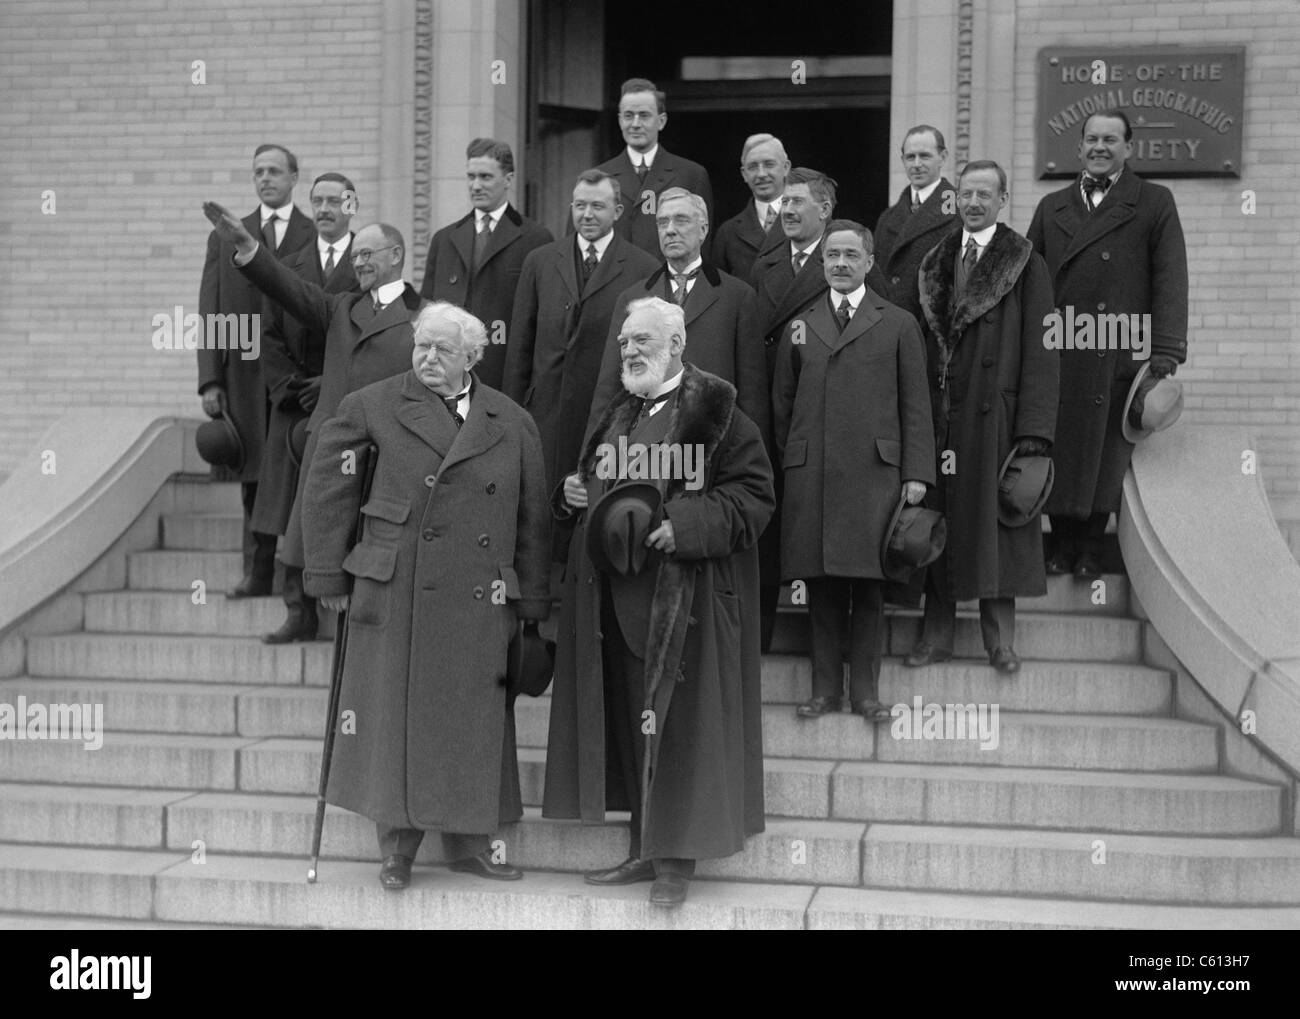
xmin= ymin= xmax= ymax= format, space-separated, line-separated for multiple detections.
xmin=286 ymin=415 xmax=310 ymax=468
xmin=881 ymin=494 xmax=947 ymax=583
xmin=195 ymin=410 xmax=244 ymax=472
xmin=507 ymin=623 xmax=555 ymax=698
xmin=1121 ymin=362 xmax=1184 ymax=443
xmin=997 ymin=449 xmax=1054 ymax=528
xmin=586 ymin=481 xmax=664 ymax=577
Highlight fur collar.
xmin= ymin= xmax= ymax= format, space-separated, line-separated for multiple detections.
xmin=918 ymin=223 xmax=1033 ymax=356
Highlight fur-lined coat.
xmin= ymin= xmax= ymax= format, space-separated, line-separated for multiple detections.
xmin=543 ymin=364 xmax=775 ymax=861
xmin=918 ymin=224 xmax=1059 ymax=601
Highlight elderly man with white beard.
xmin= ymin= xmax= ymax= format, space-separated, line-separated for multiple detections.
xmin=543 ymin=296 xmax=774 ymax=908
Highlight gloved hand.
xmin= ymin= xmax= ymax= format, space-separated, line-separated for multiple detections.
xmin=1015 ymin=437 xmax=1051 ymax=457
xmin=1148 ymin=355 xmax=1178 ymax=378
xmin=297 ymin=377 xmax=322 ymax=413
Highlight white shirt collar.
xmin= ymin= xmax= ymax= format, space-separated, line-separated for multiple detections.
xmin=651 ymin=366 xmax=684 ymax=401
xmin=317 ymin=234 xmax=349 ymax=257
xmin=578 ymin=230 xmax=616 ymax=260
xmin=912 ymin=179 xmax=942 ymax=206
xmin=755 ymin=197 xmax=781 ymax=228
xmin=476 ymin=202 xmax=508 ymax=228
xmin=371 ymin=279 xmax=406 ymax=307
xmin=790 ymin=236 xmax=820 ymax=259
xmin=669 ymin=256 xmax=703 ymax=277
xmin=260 ymin=202 xmax=292 ymax=222
xmin=628 ymin=144 xmax=659 ymax=169
xmin=962 ymin=224 xmax=998 ymax=250
xmin=831 ymin=284 xmax=866 ymax=311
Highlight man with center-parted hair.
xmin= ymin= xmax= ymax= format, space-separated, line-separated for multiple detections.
xmin=545 ymin=296 xmax=774 ymax=908
xmin=772 ymin=219 xmax=935 ymax=719
xmin=300 ymin=301 xmax=552 ymax=890
xmin=421 ymin=137 xmax=552 ymax=390
xmin=712 ymin=133 xmax=792 ymax=282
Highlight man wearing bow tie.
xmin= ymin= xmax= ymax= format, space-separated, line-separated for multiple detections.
xmin=1027 ymin=111 xmax=1188 ymax=578
xmin=198 ymin=144 xmax=316 ymax=599
xmin=712 ymin=133 xmax=791 ymax=282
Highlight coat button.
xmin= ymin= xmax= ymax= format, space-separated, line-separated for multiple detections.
xmin=422 ymin=528 xmax=435 ymax=541
xmin=424 ymin=475 xmax=436 ymax=488
xmin=486 ymin=482 xmax=496 ymax=494
xmin=449 ymin=273 xmax=459 ymax=284
xmin=564 ymin=302 xmax=571 ymax=310
xmin=1097 ymin=302 xmax=1106 ymax=311
xmin=982 ymin=356 xmax=994 ymax=367
xmin=764 ymin=336 xmax=775 ymax=346
xmin=473 ymin=586 xmax=484 ymax=599
xmin=1094 ymin=395 xmax=1104 ymax=405
xmin=1101 ymin=251 xmax=1110 ymax=261
xmin=891 ymin=275 xmax=900 ymax=285
xmin=980 ymin=402 xmax=991 ymax=413
xmin=478 ymin=534 xmax=490 ymax=547
xmin=1098 ymin=350 xmax=1107 ymax=358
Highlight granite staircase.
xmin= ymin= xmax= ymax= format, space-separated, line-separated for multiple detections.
xmin=2 ymin=477 xmax=1299 ymax=929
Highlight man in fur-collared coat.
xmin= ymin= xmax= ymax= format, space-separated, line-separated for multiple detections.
xmin=906 ymin=162 xmax=1059 ymax=675
xmin=544 ymin=297 xmax=774 ymax=909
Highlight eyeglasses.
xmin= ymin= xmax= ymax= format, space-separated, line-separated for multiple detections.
xmin=619 ymin=111 xmax=658 ymax=123
xmin=350 ymin=245 xmax=399 ymax=265
xmin=415 ymin=342 xmax=466 ymax=363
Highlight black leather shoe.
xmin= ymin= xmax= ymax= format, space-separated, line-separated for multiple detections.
xmin=228 ymin=573 xmax=273 ymax=599
xmin=904 ymin=643 xmax=953 ymax=668
xmin=584 ymin=856 xmax=656 ymax=885
xmin=795 ymin=695 xmax=842 ymax=718
xmin=448 ymin=851 xmax=523 ymax=881
xmin=649 ymin=873 xmax=690 ymax=907
xmin=1073 ymin=551 xmax=1103 ymax=580
xmin=379 ymin=854 xmax=413 ymax=890
xmin=852 ymin=700 xmax=894 ymax=722
xmin=1045 ymin=552 xmax=1074 ymax=575
xmin=989 ymin=646 xmax=1021 ymax=674
xmin=262 ymin=611 xmax=319 ymax=644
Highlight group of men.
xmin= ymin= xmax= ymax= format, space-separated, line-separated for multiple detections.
xmin=197 ymin=75 xmax=1187 ymax=909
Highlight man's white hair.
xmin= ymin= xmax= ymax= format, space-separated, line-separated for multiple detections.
xmin=656 ymin=187 xmax=708 ymax=229
xmin=625 ymin=296 xmax=686 ymax=347
xmin=413 ymin=301 xmax=488 ymax=363
xmin=741 ymin=133 xmax=788 ymax=166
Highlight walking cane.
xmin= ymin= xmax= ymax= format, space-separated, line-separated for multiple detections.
xmin=307 ymin=442 xmax=377 ymax=883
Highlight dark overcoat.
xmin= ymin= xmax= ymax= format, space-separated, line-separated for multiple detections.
xmin=772 ymin=287 xmax=935 ymax=580
xmin=420 ymin=204 xmax=553 ymax=391
xmin=917 ymin=224 xmax=1059 ymax=601
xmin=578 ymin=147 xmax=715 ymax=258
xmin=502 ymin=232 xmax=659 ymax=507
xmin=544 ymin=365 xmax=775 ymax=861
xmin=198 ymin=205 xmax=315 ymax=481
xmin=712 ymin=202 xmax=785 ymax=283
xmin=866 ymin=178 xmax=960 ymax=328
xmin=583 ymin=263 xmax=771 ymax=451
xmin=751 ymin=234 xmax=829 ymax=379
xmin=301 ymin=372 xmax=551 ymax=834
xmin=251 ymin=235 xmax=359 ymax=535
xmin=236 ymin=244 xmax=427 ymax=567
xmin=1026 ymin=169 xmax=1188 ymax=515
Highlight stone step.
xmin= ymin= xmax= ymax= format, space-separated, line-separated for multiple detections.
xmin=828 ymin=763 xmax=1283 ymax=836
xmin=861 ymin=824 xmax=1300 ymax=906
xmin=161 ymin=513 xmax=244 ymax=551
xmin=0 ymin=783 xmax=191 ymax=848
xmin=777 ymin=572 xmax=1131 ymax=616
xmin=26 ymin=633 xmax=315 ymax=685
xmin=773 ymin=609 xmax=1144 ymax=662
xmin=0 ymin=732 xmax=254 ymax=789
xmin=0 ymin=678 xmax=243 ymax=734
xmin=166 ymin=480 xmax=245 ymax=515
xmin=0 ymin=913 xmax=254 ymax=930
xmin=5 ymin=845 xmax=1297 ymax=929
xmin=127 ymin=550 xmax=244 ymax=591
xmin=83 ymin=591 xmax=321 ymax=638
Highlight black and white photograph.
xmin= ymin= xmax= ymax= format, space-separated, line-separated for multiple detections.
xmin=0 ymin=0 xmax=1296 ymax=962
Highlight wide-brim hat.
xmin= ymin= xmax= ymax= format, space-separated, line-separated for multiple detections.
xmin=286 ymin=415 xmax=310 ymax=468
xmin=998 ymin=449 xmax=1054 ymax=528
xmin=507 ymin=624 xmax=555 ymax=698
xmin=881 ymin=494 xmax=947 ymax=583
xmin=195 ymin=410 xmax=244 ymax=472
xmin=1121 ymin=361 xmax=1184 ymax=443
xmin=586 ymin=481 xmax=664 ymax=577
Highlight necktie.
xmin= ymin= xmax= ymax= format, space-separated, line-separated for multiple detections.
xmin=910 ymin=191 xmax=921 ymax=214
xmin=763 ymin=205 xmax=777 ymax=231
xmin=372 ymin=293 xmax=383 ymax=312
xmin=582 ymin=243 xmax=599 ymax=288
xmin=963 ymin=237 xmax=979 ymax=276
xmin=442 ymin=393 xmax=465 ymax=428
xmin=792 ymin=250 xmax=806 ymax=275
xmin=1082 ymin=173 xmax=1112 ymax=210
xmin=636 ymin=159 xmax=648 ymax=183
xmin=671 ymin=268 xmax=699 ymax=306
xmin=262 ymin=213 xmax=279 ymax=251
xmin=473 ymin=214 xmax=491 ymax=270
xmin=836 ymin=295 xmax=852 ymax=333
xmin=323 ymin=246 xmax=335 ymax=279
xmin=636 ymin=390 xmax=671 ymax=426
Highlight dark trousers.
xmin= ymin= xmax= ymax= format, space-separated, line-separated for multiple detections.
xmin=1050 ymin=513 xmax=1108 ymax=556
xmin=807 ymin=577 xmax=884 ymax=703
xmin=601 ymin=584 xmax=695 ymax=879
xmin=921 ymin=589 xmax=1015 ymax=653
xmin=239 ymin=482 xmax=277 ymax=581
xmin=376 ymin=823 xmax=489 ymax=863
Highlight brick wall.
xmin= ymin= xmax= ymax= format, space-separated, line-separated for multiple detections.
xmin=1012 ymin=0 xmax=1300 ymax=520
xmin=0 ymin=0 xmax=387 ymax=476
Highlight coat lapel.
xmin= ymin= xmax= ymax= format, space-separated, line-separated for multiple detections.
xmin=892 ymin=179 xmax=956 ymax=254
xmin=395 ymin=373 xmax=456 ymax=458
xmin=579 ymin=235 xmax=627 ymax=303
xmin=450 ymin=214 xmax=475 ymax=273
xmin=281 ymin=206 xmax=316 ymax=255
xmin=683 ymin=268 xmax=720 ymax=326
xmin=357 ymin=283 xmax=421 ymax=342
xmin=439 ymin=378 xmax=506 ymax=475
xmin=829 ymin=290 xmax=883 ymax=354
xmin=773 ymin=240 xmax=827 ymax=326
xmin=478 ymin=206 xmax=522 ymax=270
xmin=323 ymin=235 xmax=358 ymax=294
xmin=1058 ymin=170 xmax=1139 ymax=267
xmin=556 ymin=239 xmax=581 ymax=303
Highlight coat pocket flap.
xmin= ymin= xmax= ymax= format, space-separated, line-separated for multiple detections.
xmin=498 ymin=563 xmax=522 ymax=600
xmin=875 ymin=437 xmax=902 ymax=466
xmin=342 ymin=543 xmax=398 ymax=582
xmin=360 ymin=497 xmax=411 ymax=525
xmin=783 ymin=438 xmax=808 ymax=468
